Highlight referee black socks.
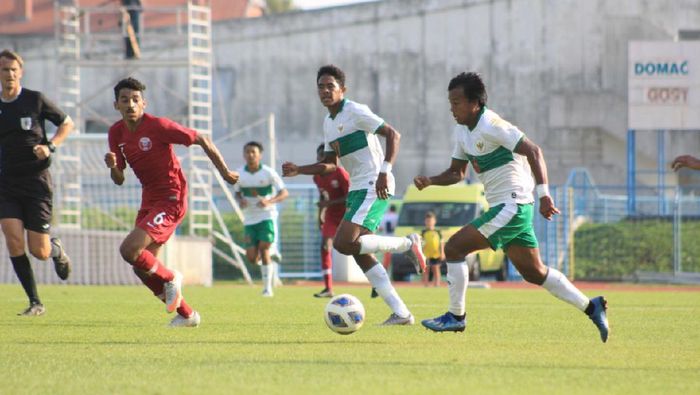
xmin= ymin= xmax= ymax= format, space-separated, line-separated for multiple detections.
xmin=10 ymin=254 xmax=41 ymax=305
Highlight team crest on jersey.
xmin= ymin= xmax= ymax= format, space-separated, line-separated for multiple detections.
xmin=21 ymin=117 xmax=32 ymax=130
xmin=475 ymin=139 xmax=485 ymax=153
xmin=138 ymin=137 xmax=152 ymax=151
xmin=331 ymin=180 xmax=339 ymax=188
xmin=337 ymin=124 xmax=344 ymax=133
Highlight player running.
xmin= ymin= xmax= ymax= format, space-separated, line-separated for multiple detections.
xmin=282 ymin=64 xmax=425 ymax=325
xmin=414 ymin=72 xmax=609 ymax=342
xmin=235 ymin=141 xmax=288 ymax=297
xmin=312 ymin=143 xmax=350 ymax=298
xmin=0 ymin=49 xmax=74 ymax=316
xmin=105 ymin=77 xmax=238 ymax=327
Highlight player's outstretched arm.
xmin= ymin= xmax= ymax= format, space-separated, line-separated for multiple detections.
xmin=104 ymin=152 xmax=125 ymax=185
xmin=283 ymin=152 xmax=338 ymax=177
xmin=672 ymin=155 xmax=700 ymax=171
xmin=514 ymin=137 xmax=560 ymax=220
xmin=194 ymin=134 xmax=239 ymax=184
xmin=414 ymin=158 xmax=469 ymax=190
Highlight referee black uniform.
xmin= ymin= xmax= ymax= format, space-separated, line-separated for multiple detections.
xmin=0 ymin=86 xmax=72 ymax=315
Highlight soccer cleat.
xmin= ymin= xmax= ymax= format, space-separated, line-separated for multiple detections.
xmin=169 ymin=311 xmax=201 ymax=328
xmin=50 ymin=237 xmax=71 ymax=281
xmin=380 ymin=313 xmax=415 ymax=326
xmin=421 ymin=312 xmax=466 ymax=332
xmin=262 ymin=288 xmax=274 ymax=297
xmin=405 ymin=233 xmax=427 ymax=274
xmin=313 ymin=288 xmax=334 ymax=298
xmin=164 ymin=270 xmax=183 ymax=313
xmin=587 ymin=296 xmax=610 ymax=343
xmin=370 ymin=287 xmax=378 ymax=298
xmin=18 ymin=303 xmax=45 ymax=316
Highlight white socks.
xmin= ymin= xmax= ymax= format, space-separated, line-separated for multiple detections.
xmin=262 ymin=263 xmax=274 ymax=292
xmin=358 ymin=234 xmax=412 ymax=255
xmin=446 ymin=260 xmax=469 ymax=316
xmin=541 ymin=267 xmax=589 ymax=311
xmin=365 ymin=264 xmax=411 ymax=318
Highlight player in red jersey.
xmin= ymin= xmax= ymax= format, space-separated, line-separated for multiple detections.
xmin=312 ymin=144 xmax=349 ymax=298
xmin=104 ymin=77 xmax=238 ymax=327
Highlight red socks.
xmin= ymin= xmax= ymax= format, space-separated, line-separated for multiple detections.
xmin=321 ymin=248 xmax=333 ymax=290
xmin=132 ymin=261 xmax=193 ymax=319
xmin=133 ymin=249 xmax=174 ymax=282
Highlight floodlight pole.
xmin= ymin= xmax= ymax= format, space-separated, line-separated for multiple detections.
xmin=657 ymin=130 xmax=666 ymax=216
xmin=626 ymin=129 xmax=636 ymax=215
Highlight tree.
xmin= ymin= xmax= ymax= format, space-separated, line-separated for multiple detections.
xmin=265 ymin=0 xmax=296 ymax=14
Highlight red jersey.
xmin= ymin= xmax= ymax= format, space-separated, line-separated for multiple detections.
xmin=313 ymin=167 xmax=350 ymax=222
xmin=108 ymin=113 xmax=197 ymax=206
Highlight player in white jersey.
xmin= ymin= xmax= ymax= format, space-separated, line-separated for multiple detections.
xmin=414 ymin=72 xmax=610 ymax=342
xmin=282 ymin=65 xmax=426 ymax=325
xmin=235 ymin=141 xmax=288 ymax=297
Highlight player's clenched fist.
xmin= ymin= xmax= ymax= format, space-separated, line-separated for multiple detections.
xmin=104 ymin=152 xmax=118 ymax=169
xmin=413 ymin=175 xmax=431 ymax=190
xmin=222 ymin=170 xmax=239 ymax=185
xmin=282 ymin=162 xmax=299 ymax=177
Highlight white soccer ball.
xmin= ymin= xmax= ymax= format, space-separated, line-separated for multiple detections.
xmin=324 ymin=294 xmax=365 ymax=335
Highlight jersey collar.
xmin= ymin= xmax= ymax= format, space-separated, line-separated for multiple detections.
xmin=467 ymin=106 xmax=486 ymax=132
xmin=245 ymin=164 xmax=262 ymax=173
xmin=0 ymin=87 xmax=22 ymax=103
xmin=329 ymin=98 xmax=346 ymax=120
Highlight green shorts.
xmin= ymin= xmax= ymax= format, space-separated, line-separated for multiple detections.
xmin=343 ymin=189 xmax=390 ymax=233
xmin=244 ymin=219 xmax=275 ymax=248
xmin=471 ymin=203 xmax=538 ymax=250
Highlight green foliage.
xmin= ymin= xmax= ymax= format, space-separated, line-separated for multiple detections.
xmin=574 ymin=220 xmax=700 ymax=279
xmin=1 ymin=285 xmax=699 ymax=394
xmin=266 ymin=0 xmax=296 ymax=13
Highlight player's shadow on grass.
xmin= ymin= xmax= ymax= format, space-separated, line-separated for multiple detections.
xmin=12 ymin=339 xmax=387 ymax=346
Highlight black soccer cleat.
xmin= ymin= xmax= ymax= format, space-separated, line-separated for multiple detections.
xmin=50 ymin=237 xmax=72 ymax=281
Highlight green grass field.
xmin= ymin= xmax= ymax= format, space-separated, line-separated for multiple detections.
xmin=1 ymin=283 xmax=698 ymax=395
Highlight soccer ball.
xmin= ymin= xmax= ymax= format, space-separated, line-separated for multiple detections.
xmin=324 ymin=294 xmax=365 ymax=335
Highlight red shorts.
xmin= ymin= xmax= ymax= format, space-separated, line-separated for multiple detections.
xmin=321 ymin=215 xmax=343 ymax=238
xmin=135 ymin=200 xmax=187 ymax=245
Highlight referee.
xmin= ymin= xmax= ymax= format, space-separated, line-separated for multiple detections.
xmin=0 ymin=50 xmax=74 ymax=316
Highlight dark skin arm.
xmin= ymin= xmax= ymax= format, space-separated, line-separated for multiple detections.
xmin=104 ymin=152 xmax=125 ymax=185
xmin=414 ymin=158 xmax=469 ymax=189
xmin=282 ymin=151 xmax=339 ymax=177
xmin=514 ymin=137 xmax=560 ymax=220
xmin=374 ymin=123 xmax=400 ymax=200
xmin=193 ymin=134 xmax=239 ymax=184
xmin=672 ymin=155 xmax=700 ymax=171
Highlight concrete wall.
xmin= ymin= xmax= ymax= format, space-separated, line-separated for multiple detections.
xmin=3 ymin=0 xmax=700 ymax=192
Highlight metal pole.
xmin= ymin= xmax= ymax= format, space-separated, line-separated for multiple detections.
xmin=658 ymin=130 xmax=665 ymax=215
xmin=627 ymin=129 xmax=636 ymax=215
xmin=268 ymin=113 xmax=276 ymax=170
xmin=568 ymin=187 xmax=575 ymax=280
xmin=673 ymin=186 xmax=681 ymax=274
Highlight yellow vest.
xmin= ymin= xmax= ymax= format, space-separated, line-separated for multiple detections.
xmin=422 ymin=229 xmax=442 ymax=259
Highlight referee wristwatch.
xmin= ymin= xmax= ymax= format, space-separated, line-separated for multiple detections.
xmin=47 ymin=141 xmax=56 ymax=153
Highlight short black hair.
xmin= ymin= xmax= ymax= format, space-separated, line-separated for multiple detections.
xmin=317 ymin=64 xmax=345 ymax=87
xmin=114 ymin=77 xmax=146 ymax=100
xmin=244 ymin=141 xmax=263 ymax=152
xmin=316 ymin=143 xmax=325 ymax=153
xmin=448 ymin=72 xmax=487 ymax=107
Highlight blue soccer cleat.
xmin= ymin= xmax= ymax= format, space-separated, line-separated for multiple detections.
xmin=421 ymin=312 xmax=466 ymax=333
xmin=587 ymin=296 xmax=609 ymax=343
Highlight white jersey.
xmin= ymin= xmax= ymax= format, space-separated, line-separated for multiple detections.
xmin=323 ymin=99 xmax=395 ymax=194
xmin=451 ymin=108 xmax=534 ymax=206
xmin=235 ymin=164 xmax=286 ymax=225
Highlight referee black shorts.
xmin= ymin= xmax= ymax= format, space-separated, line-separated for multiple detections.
xmin=0 ymin=170 xmax=54 ymax=234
